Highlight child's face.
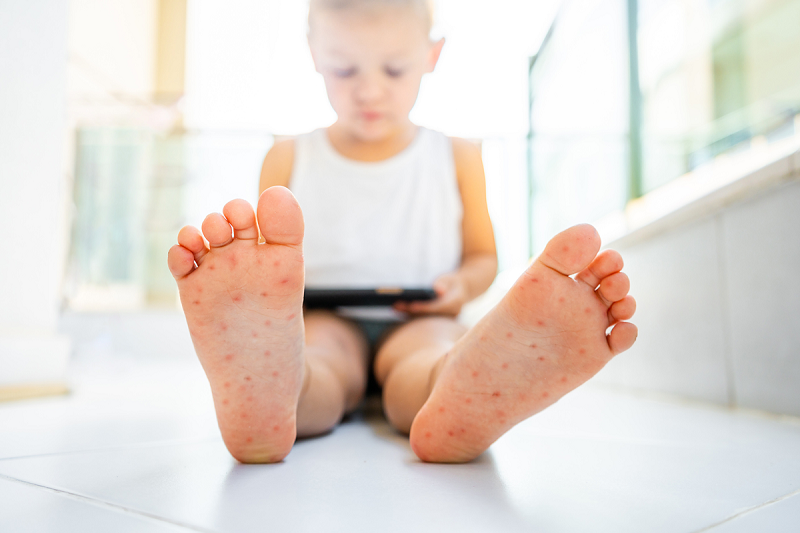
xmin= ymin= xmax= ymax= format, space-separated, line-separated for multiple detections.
xmin=308 ymin=6 xmax=443 ymax=141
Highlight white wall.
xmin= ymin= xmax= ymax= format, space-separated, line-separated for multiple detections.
xmin=0 ymin=0 xmax=72 ymax=385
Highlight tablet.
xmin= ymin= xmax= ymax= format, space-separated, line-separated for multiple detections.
xmin=303 ymin=288 xmax=437 ymax=308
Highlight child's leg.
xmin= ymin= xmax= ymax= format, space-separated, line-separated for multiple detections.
xmin=379 ymin=224 xmax=637 ymax=463
xmin=373 ymin=317 xmax=466 ymax=433
xmin=168 ymin=188 xmax=368 ymax=463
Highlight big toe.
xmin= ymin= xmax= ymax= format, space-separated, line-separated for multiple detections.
xmin=538 ymin=224 xmax=601 ymax=276
xmin=257 ymin=186 xmax=304 ymax=247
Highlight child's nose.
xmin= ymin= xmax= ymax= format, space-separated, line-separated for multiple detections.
xmin=354 ymin=72 xmax=385 ymax=103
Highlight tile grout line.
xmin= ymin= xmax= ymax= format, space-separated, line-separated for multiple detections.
xmin=0 ymin=435 xmax=221 ymax=463
xmin=693 ymin=487 xmax=800 ymax=532
xmin=0 ymin=473 xmax=217 ymax=533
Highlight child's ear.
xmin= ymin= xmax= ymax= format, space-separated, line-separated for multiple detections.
xmin=426 ymin=37 xmax=445 ymax=73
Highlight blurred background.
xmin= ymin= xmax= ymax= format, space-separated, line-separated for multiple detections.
xmin=1 ymin=0 xmax=799 ymax=414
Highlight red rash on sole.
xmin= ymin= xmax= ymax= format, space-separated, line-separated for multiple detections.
xmin=472 ymin=371 xmax=479 ymax=378
xmin=273 ymin=425 xmax=280 ymax=431
xmin=264 ymin=350 xmax=271 ymax=357
xmin=272 ymin=371 xmax=279 ymax=377
xmin=245 ymin=376 xmax=252 ymax=381
xmin=224 ymin=354 xmax=234 ymax=362
xmin=561 ymin=376 xmax=567 ymax=383
xmin=530 ymin=343 xmax=537 ymax=349
xmin=448 ymin=431 xmax=454 ymax=436
xmin=579 ymin=348 xmax=586 ymax=354
xmin=425 ymin=432 xmax=432 ymax=438
xmin=209 ymin=265 xmax=215 ymax=270
xmin=246 ymin=437 xmax=253 ymax=443
xmin=492 ymin=392 xmax=501 ymax=398
xmin=502 ymin=363 xmax=509 ymax=369
xmin=480 ymin=335 xmax=488 ymax=341
xmin=222 ymin=399 xmax=229 ymax=405
xmin=559 ymin=297 xmax=565 ymax=303
xmin=537 ymin=320 xmax=545 ymax=326
xmin=465 ymin=398 xmax=472 ymax=404
xmin=260 ymin=292 xmax=268 ymax=297
xmin=265 ymin=320 xmax=271 ymax=326
xmin=438 ymin=407 xmax=445 ymax=413
xmin=223 ymin=382 xmax=230 ymax=388
xmin=193 ymin=300 xmax=201 ymax=305
xmin=233 ymin=295 xmax=242 ymax=302
xmin=542 ymin=391 xmax=550 ymax=398
xmin=287 ymin=314 xmax=296 ymax=320
xmin=506 ymin=332 xmax=513 ymax=338
xmin=274 ymin=261 xmax=280 ymax=267
xmin=281 ymin=279 xmax=289 ymax=284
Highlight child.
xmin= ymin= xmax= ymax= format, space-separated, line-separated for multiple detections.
xmin=167 ymin=0 xmax=637 ymax=464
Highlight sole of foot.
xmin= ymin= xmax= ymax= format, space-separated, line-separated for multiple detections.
xmin=409 ymin=224 xmax=637 ymax=463
xmin=168 ymin=186 xmax=306 ymax=463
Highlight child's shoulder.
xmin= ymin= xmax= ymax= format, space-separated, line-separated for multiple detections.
xmin=260 ymin=137 xmax=295 ymax=191
xmin=448 ymin=136 xmax=484 ymax=188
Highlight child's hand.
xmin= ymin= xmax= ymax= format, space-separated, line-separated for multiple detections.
xmin=393 ymin=274 xmax=468 ymax=317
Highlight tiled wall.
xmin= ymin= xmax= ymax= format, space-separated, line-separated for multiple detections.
xmin=596 ymin=160 xmax=800 ymax=416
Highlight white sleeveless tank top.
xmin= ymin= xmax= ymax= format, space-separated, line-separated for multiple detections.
xmin=289 ymin=127 xmax=463 ymax=292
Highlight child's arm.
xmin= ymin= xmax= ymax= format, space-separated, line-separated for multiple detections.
xmin=395 ymin=138 xmax=498 ymax=317
xmin=258 ymin=139 xmax=295 ymax=194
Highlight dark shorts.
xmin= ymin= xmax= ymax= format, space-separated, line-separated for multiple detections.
xmin=350 ymin=318 xmax=403 ymax=394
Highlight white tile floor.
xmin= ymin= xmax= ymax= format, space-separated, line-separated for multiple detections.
xmin=2 ymin=352 xmax=800 ymax=532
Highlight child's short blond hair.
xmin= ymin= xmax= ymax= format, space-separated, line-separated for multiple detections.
xmin=308 ymin=0 xmax=434 ymax=36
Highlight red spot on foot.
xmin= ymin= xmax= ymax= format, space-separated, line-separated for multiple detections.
xmin=224 ymin=354 xmax=234 ymax=362
xmin=273 ymin=261 xmax=280 ymax=267
xmin=193 ymin=300 xmax=201 ymax=305
xmin=438 ymin=407 xmax=445 ymax=413
xmin=496 ymin=410 xmax=506 ymax=417
xmin=272 ymin=371 xmax=279 ymax=378
xmin=506 ymin=332 xmax=513 ymax=338
xmin=281 ymin=279 xmax=289 ymax=284
xmin=246 ymin=437 xmax=253 ymax=443
xmin=239 ymin=385 xmax=246 ymax=392
xmin=579 ymin=348 xmax=586 ymax=354
xmin=561 ymin=376 xmax=568 ymax=383
xmin=584 ymin=307 xmax=592 ymax=314
xmin=425 ymin=432 xmax=432 ymax=438
xmin=197 ymin=288 xmax=203 ymax=293
xmin=472 ymin=371 xmax=479 ymax=378
xmin=448 ymin=430 xmax=454 ymax=437
xmin=537 ymin=320 xmax=545 ymax=326
xmin=460 ymin=428 xmax=466 ymax=434
xmin=542 ymin=391 xmax=550 ymax=398
xmin=465 ymin=398 xmax=472 ymax=404
xmin=530 ymin=343 xmax=537 ymax=349
xmin=264 ymin=350 xmax=271 ymax=357
xmin=538 ymin=356 xmax=545 ymax=361
xmin=492 ymin=391 xmax=501 ymax=398
xmin=221 ymin=323 xmax=229 ymax=332
xmin=480 ymin=335 xmax=488 ymax=341
xmin=562 ymin=245 xmax=570 ymax=252
xmin=246 ymin=396 xmax=253 ymax=402
xmin=222 ymin=399 xmax=229 ymax=405
xmin=209 ymin=265 xmax=216 ymax=271
xmin=558 ymin=297 xmax=565 ymax=303
xmin=519 ymin=393 xmax=527 ymax=401
xmin=229 ymin=255 xmax=238 ymax=268
xmin=233 ymin=294 xmax=242 ymax=302
xmin=240 ymin=413 xmax=247 ymax=419
xmin=223 ymin=382 xmax=231 ymax=388
xmin=273 ymin=425 xmax=280 ymax=431
xmin=265 ymin=320 xmax=272 ymax=326
xmin=531 ymin=277 xmax=539 ymax=283
xmin=502 ymin=363 xmax=509 ymax=369
xmin=287 ymin=313 xmax=296 ymax=320
xmin=245 ymin=376 xmax=252 ymax=381
xmin=260 ymin=292 xmax=268 ymax=298
xmin=252 ymin=332 xmax=258 ymax=338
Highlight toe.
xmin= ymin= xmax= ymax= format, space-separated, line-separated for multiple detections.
xmin=537 ymin=224 xmax=601 ymax=276
xmin=257 ymin=186 xmax=304 ymax=247
xmin=607 ymin=322 xmax=638 ymax=355
xmin=597 ymin=272 xmax=630 ymax=304
xmin=576 ymin=249 xmax=623 ymax=289
xmin=223 ymin=199 xmax=259 ymax=241
xmin=168 ymin=245 xmax=196 ymax=279
xmin=608 ymin=295 xmax=636 ymax=324
xmin=177 ymin=225 xmax=209 ymax=264
xmin=202 ymin=212 xmax=234 ymax=247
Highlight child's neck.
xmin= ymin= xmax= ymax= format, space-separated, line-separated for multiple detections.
xmin=326 ymin=121 xmax=419 ymax=163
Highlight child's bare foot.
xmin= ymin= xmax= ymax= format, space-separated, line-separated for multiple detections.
xmin=410 ymin=224 xmax=637 ymax=463
xmin=167 ymin=187 xmax=305 ymax=463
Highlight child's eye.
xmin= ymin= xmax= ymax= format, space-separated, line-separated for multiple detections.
xmin=333 ymin=67 xmax=356 ymax=78
xmin=385 ymin=67 xmax=404 ymax=78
